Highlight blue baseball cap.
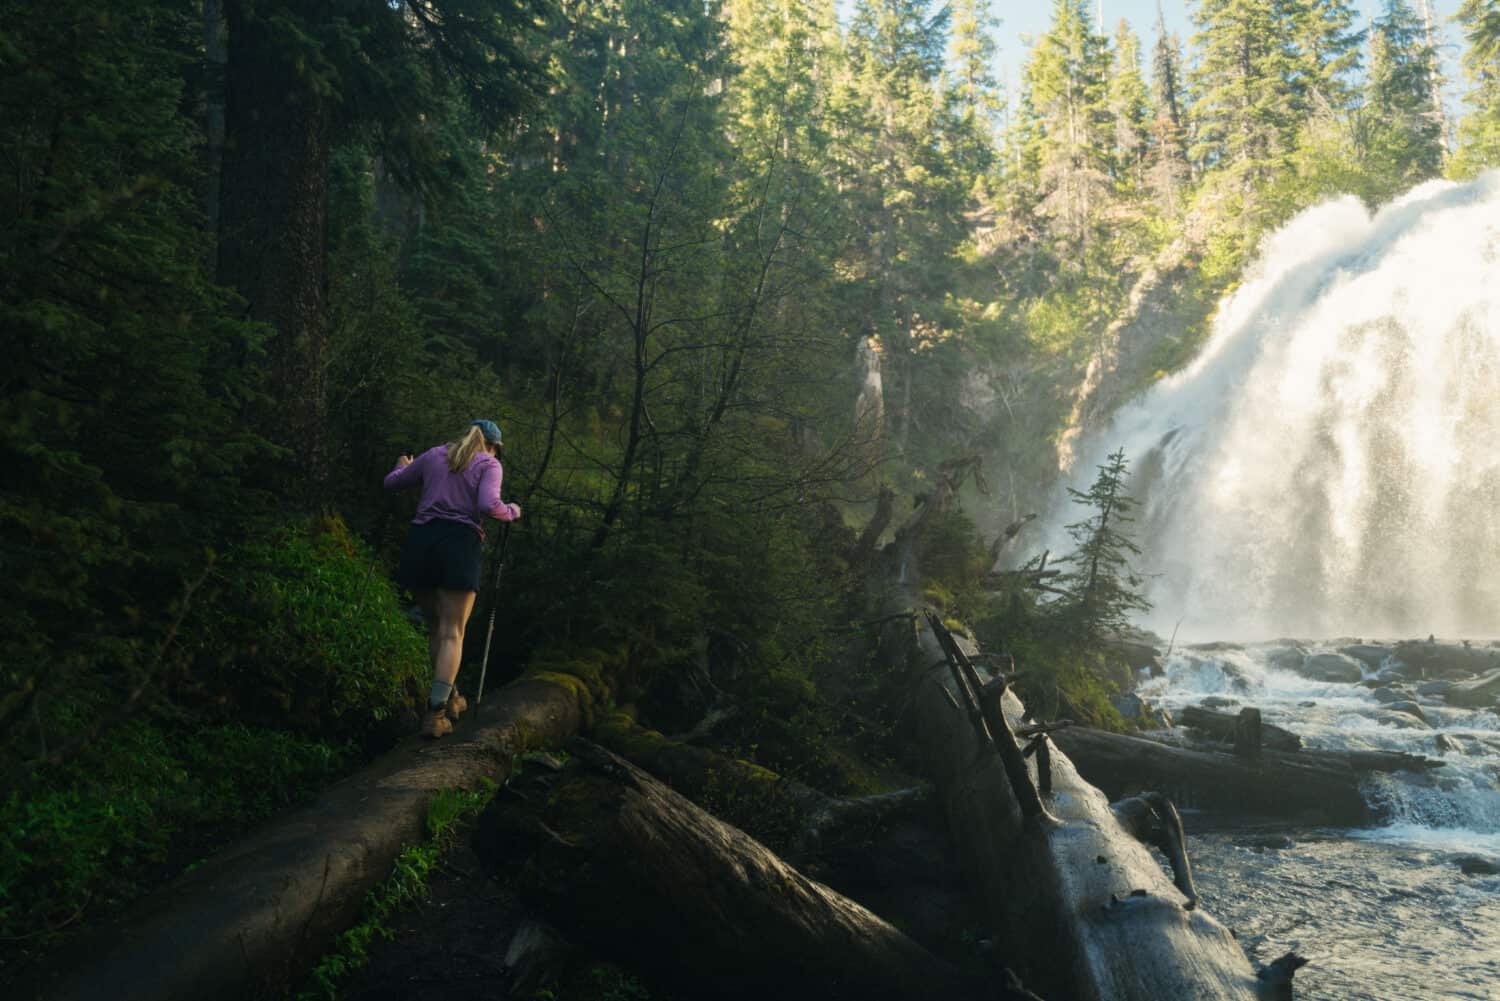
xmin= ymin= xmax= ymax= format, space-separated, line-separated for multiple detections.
xmin=471 ymin=419 xmax=504 ymax=445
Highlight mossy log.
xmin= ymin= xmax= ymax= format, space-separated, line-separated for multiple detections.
xmin=474 ymin=740 xmax=994 ymax=1001
xmin=29 ymin=677 xmax=589 ymax=1001
xmin=891 ymin=613 xmax=1271 ymax=1001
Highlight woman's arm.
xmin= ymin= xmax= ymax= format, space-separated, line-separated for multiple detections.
xmin=477 ymin=459 xmax=521 ymax=521
xmin=383 ymin=452 xmax=421 ymax=490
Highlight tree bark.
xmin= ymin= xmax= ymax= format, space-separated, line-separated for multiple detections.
xmin=474 ymin=741 xmax=989 ymax=1001
xmin=218 ymin=1 xmax=332 ymax=500
xmin=895 ymin=615 xmax=1265 ymax=1000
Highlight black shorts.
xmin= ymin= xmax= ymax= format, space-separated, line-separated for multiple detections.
xmin=396 ymin=519 xmax=482 ymax=593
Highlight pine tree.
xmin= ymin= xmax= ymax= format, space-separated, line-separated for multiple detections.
xmin=949 ymin=0 xmax=1003 ymax=126
xmin=947 ymin=0 xmax=1005 ymax=189
xmin=1055 ymin=448 xmax=1152 ymax=641
xmin=1146 ymin=14 xmax=1192 ymax=212
xmin=1363 ymin=0 xmax=1444 ymax=193
xmin=1292 ymin=0 xmax=1364 ymax=114
xmin=1021 ymin=0 xmax=1114 ymax=240
xmin=843 ymin=0 xmax=970 ymax=452
xmin=1453 ymin=0 xmax=1500 ymax=174
xmin=1189 ymin=0 xmax=1303 ymax=197
xmin=1108 ymin=19 xmax=1152 ymax=188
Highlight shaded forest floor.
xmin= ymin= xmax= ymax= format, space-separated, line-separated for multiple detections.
xmin=343 ymin=769 xmax=989 ymax=1001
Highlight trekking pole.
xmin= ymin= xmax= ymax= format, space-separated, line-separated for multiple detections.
xmin=474 ymin=523 xmax=512 ymax=705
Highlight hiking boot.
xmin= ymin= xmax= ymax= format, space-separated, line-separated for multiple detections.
xmin=446 ymin=689 xmax=468 ymax=722
xmin=421 ymin=704 xmax=452 ymax=739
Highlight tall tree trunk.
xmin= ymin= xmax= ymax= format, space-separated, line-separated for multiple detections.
xmin=201 ymin=0 xmax=227 ymax=232
xmin=217 ymin=1 xmax=332 ymax=501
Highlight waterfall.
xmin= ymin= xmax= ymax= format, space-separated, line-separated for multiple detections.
xmin=1043 ymin=172 xmax=1500 ymax=640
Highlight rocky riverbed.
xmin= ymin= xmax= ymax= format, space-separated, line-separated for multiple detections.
xmin=1130 ymin=639 xmax=1500 ymax=1001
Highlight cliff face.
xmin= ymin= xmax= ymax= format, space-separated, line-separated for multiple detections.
xmin=1054 ymin=234 xmax=1214 ymax=474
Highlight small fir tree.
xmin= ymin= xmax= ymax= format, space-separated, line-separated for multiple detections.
xmin=1056 ymin=448 xmax=1151 ymax=641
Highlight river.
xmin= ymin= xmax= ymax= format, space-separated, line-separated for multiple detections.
xmin=1138 ymin=642 xmax=1500 ymax=1000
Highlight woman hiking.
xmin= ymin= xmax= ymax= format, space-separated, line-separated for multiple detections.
xmin=384 ymin=419 xmax=521 ymax=738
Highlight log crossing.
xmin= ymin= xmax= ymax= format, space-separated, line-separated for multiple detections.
xmin=898 ymin=612 xmax=1273 ymax=1001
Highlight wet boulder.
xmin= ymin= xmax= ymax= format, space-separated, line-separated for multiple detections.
xmin=1444 ymin=668 xmax=1500 ymax=708
xmin=1417 ymin=680 xmax=1454 ymax=697
xmin=1297 ymin=653 xmax=1364 ymax=684
xmin=1393 ymin=641 xmax=1500 ymax=680
xmin=1264 ymin=643 xmax=1309 ymax=674
xmin=1453 ymin=855 xmax=1500 ymax=876
xmin=1340 ymin=644 xmax=1394 ymax=669
xmin=1384 ymin=701 xmax=1428 ymax=724
xmin=1105 ymin=634 xmax=1164 ymax=672
xmin=1372 ymin=686 xmax=1409 ymax=704
xmin=1110 ymin=692 xmax=1172 ymax=728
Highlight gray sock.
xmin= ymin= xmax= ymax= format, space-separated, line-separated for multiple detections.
xmin=428 ymin=680 xmax=454 ymax=710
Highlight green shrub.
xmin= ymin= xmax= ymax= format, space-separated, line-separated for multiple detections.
xmin=186 ymin=516 xmax=427 ymax=738
xmin=0 ymin=721 xmax=352 ymax=958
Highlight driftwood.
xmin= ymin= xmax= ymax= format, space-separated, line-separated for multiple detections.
xmin=898 ymin=612 xmax=1269 ymax=1000
xmin=1179 ymin=705 xmax=1302 ymax=752
xmin=1053 ymin=727 xmax=1439 ymax=826
xmin=473 ymin=740 xmax=998 ymax=1001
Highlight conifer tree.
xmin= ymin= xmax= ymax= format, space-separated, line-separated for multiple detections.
xmin=1147 ymin=13 xmax=1192 ymax=212
xmin=1453 ymin=0 xmax=1500 ymax=173
xmin=947 ymin=0 xmax=1005 ymax=189
xmin=1108 ymin=19 xmax=1152 ymax=187
xmin=1021 ymin=0 xmax=1114 ymax=240
xmin=1055 ymin=448 xmax=1151 ymax=641
xmin=1363 ymin=0 xmax=1444 ymax=192
xmin=844 ymin=0 xmax=969 ymax=452
xmin=1292 ymin=0 xmax=1364 ymax=114
xmin=949 ymin=0 xmax=1004 ymax=126
xmin=1189 ymin=0 xmax=1303 ymax=197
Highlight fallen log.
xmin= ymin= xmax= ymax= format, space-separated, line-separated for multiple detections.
xmin=473 ymin=740 xmax=1002 ymax=1001
xmin=589 ymin=710 xmax=929 ymax=861
xmin=1052 ymin=727 xmax=1438 ymax=826
xmin=1179 ymin=705 xmax=1303 ymax=752
xmin=26 ymin=676 xmax=590 ymax=1001
xmin=897 ymin=613 xmax=1268 ymax=1000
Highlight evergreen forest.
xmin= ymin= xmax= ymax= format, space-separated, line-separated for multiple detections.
xmin=6 ymin=0 xmax=1500 ymax=994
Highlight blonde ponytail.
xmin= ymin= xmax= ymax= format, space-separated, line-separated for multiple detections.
xmin=446 ymin=425 xmax=487 ymax=472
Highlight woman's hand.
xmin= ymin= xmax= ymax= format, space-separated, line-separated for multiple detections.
xmin=397 ymin=454 xmax=414 ymax=468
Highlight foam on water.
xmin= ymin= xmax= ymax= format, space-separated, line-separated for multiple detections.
xmin=1138 ymin=643 xmax=1500 ymax=852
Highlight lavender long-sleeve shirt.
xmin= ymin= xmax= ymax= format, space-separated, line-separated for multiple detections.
xmin=383 ymin=445 xmax=520 ymax=538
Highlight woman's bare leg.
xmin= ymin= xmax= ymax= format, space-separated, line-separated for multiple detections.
xmin=413 ymin=588 xmax=440 ymax=673
xmin=431 ymin=588 xmax=478 ymax=687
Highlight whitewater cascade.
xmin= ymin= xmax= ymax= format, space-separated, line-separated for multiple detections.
xmin=1045 ymin=172 xmax=1500 ymax=640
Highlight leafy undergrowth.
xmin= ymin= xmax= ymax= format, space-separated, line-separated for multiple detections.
xmin=0 ymin=722 xmax=354 ymax=967
xmin=297 ymin=784 xmax=496 ymax=1001
xmin=0 ymin=516 xmax=428 ymax=974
